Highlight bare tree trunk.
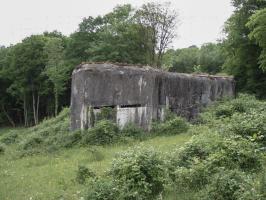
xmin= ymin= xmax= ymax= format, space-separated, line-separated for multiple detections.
xmin=55 ymin=88 xmax=58 ymax=116
xmin=1 ymin=104 xmax=15 ymax=127
xmin=32 ymin=92 xmax=37 ymax=125
xmin=32 ymin=92 xmax=40 ymax=125
xmin=23 ymin=94 xmax=28 ymax=127
xmin=36 ymin=94 xmax=40 ymax=124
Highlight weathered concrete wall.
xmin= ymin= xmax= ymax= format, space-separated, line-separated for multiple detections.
xmin=70 ymin=63 xmax=235 ymax=130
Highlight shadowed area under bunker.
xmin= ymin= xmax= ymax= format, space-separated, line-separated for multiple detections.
xmin=70 ymin=63 xmax=235 ymax=130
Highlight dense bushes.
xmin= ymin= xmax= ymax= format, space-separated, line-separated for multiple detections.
xmin=200 ymin=94 xmax=266 ymax=146
xmin=0 ymin=143 xmax=5 ymax=154
xmin=0 ymin=132 xmax=18 ymax=145
xmin=167 ymin=132 xmax=262 ymax=196
xmin=152 ymin=117 xmax=189 ymax=135
xmin=110 ymin=146 xmax=166 ymax=200
xmin=86 ymin=178 xmax=118 ymax=200
xmin=82 ymin=120 xmax=120 ymax=145
xmin=76 ymin=165 xmax=95 ymax=184
xmin=83 ymin=94 xmax=265 ymax=199
xmin=200 ymin=169 xmax=261 ymax=200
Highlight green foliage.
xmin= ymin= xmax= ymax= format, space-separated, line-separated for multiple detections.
xmin=227 ymin=110 xmax=266 ymax=145
xmin=247 ymin=8 xmax=266 ymax=71
xmin=223 ymin=0 xmax=266 ymax=98
xmin=200 ymin=94 xmax=266 ymax=145
xmin=110 ymin=146 xmax=166 ymax=199
xmin=17 ymin=108 xmax=71 ymax=156
xmin=164 ymin=43 xmax=225 ymax=74
xmin=0 ymin=132 xmax=18 ymax=145
xmin=87 ymin=146 xmax=105 ymax=162
xmin=83 ymin=120 xmax=120 ymax=145
xmin=44 ymin=37 xmax=70 ymax=116
xmin=168 ymin=132 xmax=262 ymax=193
xmin=167 ymin=46 xmax=199 ymax=73
xmin=86 ymin=178 xmax=118 ymax=200
xmin=0 ymin=143 xmax=5 ymax=154
xmin=153 ymin=117 xmax=189 ymax=135
xmin=200 ymin=169 xmax=261 ymax=200
xmin=120 ymin=123 xmax=144 ymax=139
xmin=197 ymin=43 xmax=225 ymax=74
xmin=76 ymin=165 xmax=95 ymax=184
xmin=95 ymin=107 xmax=116 ymax=122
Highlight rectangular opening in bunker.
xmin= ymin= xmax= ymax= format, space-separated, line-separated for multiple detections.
xmin=88 ymin=104 xmax=145 ymax=128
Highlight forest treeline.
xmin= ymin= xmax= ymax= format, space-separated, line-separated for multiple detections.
xmin=0 ymin=0 xmax=266 ymax=127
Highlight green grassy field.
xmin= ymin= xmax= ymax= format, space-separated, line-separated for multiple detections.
xmin=0 ymin=128 xmax=191 ymax=200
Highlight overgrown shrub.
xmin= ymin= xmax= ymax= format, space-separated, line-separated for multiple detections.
xmin=215 ymin=104 xmax=234 ymax=118
xmin=0 ymin=143 xmax=5 ymax=154
xmin=207 ymin=136 xmax=262 ymax=173
xmin=120 ymin=123 xmax=144 ymax=139
xmin=110 ymin=146 xmax=166 ymax=200
xmin=86 ymin=178 xmax=118 ymax=200
xmin=226 ymin=110 xmax=266 ymax=145
xmin=21 ymin=136 xmax=43 ymax=150
xmin=168 ymin=132 xmax=262 ymax=191
xmin=199 ymin=169 xmax=261 ymax=200
xmin=61 ymin=131 xmax=82 ymax=148
xmin=76 ymin=165 xmax=95 ymax=184
xmin=0 ymin=132 xmax=18 ymax=145
xmin=153 ymin=117 xmax=189 ymax=135
xmin=83 ymin=120 xmax=120 ymax=145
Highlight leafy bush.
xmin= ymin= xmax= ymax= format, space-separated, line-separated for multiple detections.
xmin=61 ymin=131 xmax=82 ymax=148
xmin=120 ymin=123 xmax=144 ymax=139
xmin=153 ymin=117 xmax=189 ymax=135
xmin=0 ymin=143 xmax=5 ymax=154
xmin=207 ymin=136 xmax=262 ymax=173
xmin=110 ymin=146 xmax=166 ymax=200
xmin=76 ymin=165 xmax=95 ymax=184
xmin=83 ymin=120 xmax=120 ymax=145
xmin=21 ymin=136 xmax=43 ymax=150
xmin=200 ymin=169 xmax=261 ymax=200
xmin=215 ymin=104 xmax=234 ymax=118
xmin=168 ymin=132 xmax=262 ymax=191
xmin=86 ymin=178 xmax=118 ymax=200
xmin=0 ymin=132 xmax=18 ymax=145
xmin=227 ymin=110 xmax=266 ymax=145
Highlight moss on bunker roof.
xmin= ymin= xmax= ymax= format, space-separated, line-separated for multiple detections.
xmin=74 ymin=62 xmax=234 ymax=79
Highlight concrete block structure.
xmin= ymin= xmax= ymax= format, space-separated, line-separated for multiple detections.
xmin=70 ymin=63 xmax=235 ymax=130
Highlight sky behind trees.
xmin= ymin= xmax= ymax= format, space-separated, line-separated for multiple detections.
xmin=0 ymin=0 xmax=233 ymax=48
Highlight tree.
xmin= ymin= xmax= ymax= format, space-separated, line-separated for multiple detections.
xmin=223 ymin=0 xmax=266 ymax=98
xmin=247 ymin=8 xmax=266 ymax=71
xmin=66 ymin=5 xmax=149 ymax=65
xmin=197 ymin=43 xmax=225 ymax=74
xmin=0 ymin=46 xmax=17 ymax=127
xmin=136 ymin=2 xmax=178 ymax=68
xmin=44 ymin=37 xmax=69 ymax=116
xmin=7 ymin=35 xmax=48 ymax=126
xmin=166 ymin=46 xmax=199 ymax=73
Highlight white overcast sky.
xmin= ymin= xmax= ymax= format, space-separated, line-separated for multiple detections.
xmin=0 ymin=0 xmax=234 ymax=48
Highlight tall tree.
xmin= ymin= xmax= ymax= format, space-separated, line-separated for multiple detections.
xmin=223 ymin=0 xmax=266 ymax=97
xmin=7 ymin=35 xmax=48 ymax=126
xmin=247 ymin=8 xmax=266 ymax=71
xmin=136 ymin=2 xmax=178 ymax=67
xmin=44 ymin=37 xmax=69 ymax=116
xmin=197 ymin=43 xmax=225 ymax=74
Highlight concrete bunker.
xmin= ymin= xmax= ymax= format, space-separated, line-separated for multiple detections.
xmin=70 ymin=63 xmax=235 ymax=130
